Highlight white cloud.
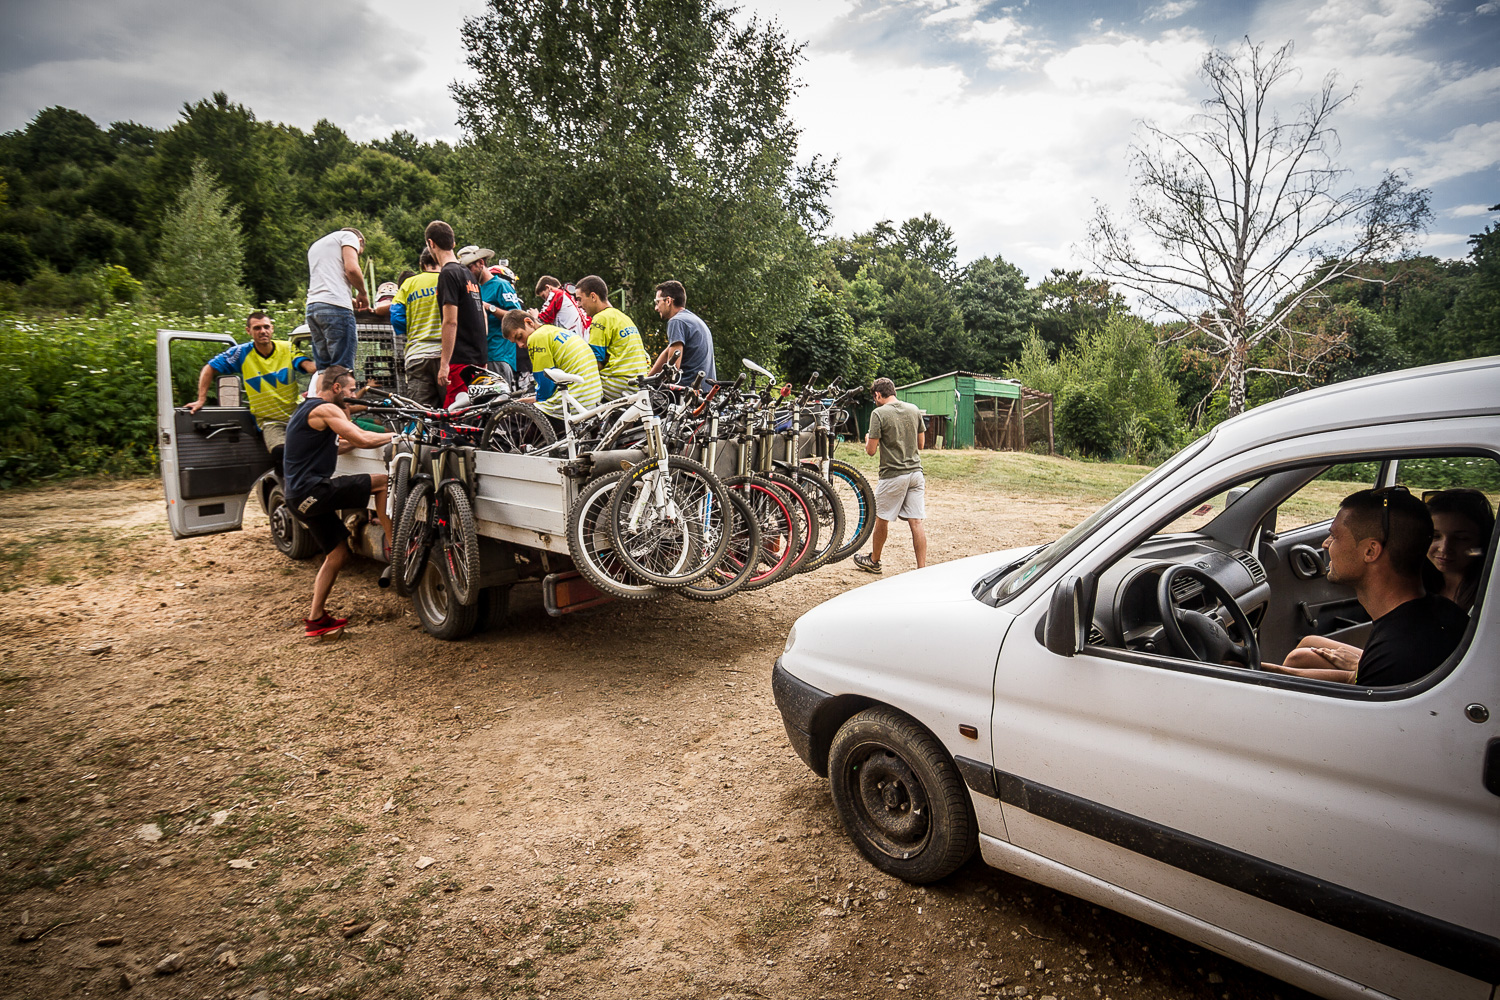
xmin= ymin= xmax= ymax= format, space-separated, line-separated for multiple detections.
xmin=1475 ymin=2 xmax=1499 ymax=14
xmin=1386 ymin=120 xmax=1500 ymax=184
xmin=1442 ymin=203 xmax=1500 ymax=218
xmin=1146 ymin=1 xmax=1199 ymax=22
xmin=1304 ymin=0 xmax=1441 ymax=50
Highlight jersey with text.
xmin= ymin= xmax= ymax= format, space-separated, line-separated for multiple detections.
xmin=526 ymin=324 xmax=602 ymax=417
xmin=587 ymin=307 xmax=651 ymax=399
xmin=397 ymin=271 xmax=442 ymax=359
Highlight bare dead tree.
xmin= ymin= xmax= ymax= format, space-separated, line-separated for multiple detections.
xmin=1087 ymin=39 xmax=1431 ymax=416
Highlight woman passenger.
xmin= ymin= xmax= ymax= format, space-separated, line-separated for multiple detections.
xmin=1424 ymin=488 xmax=1494 ymax=612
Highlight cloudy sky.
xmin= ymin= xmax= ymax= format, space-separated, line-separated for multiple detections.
xmin=3 ymin=0 xmax=1497 ymax=285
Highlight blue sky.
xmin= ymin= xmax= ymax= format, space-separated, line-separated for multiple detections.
xmin=3 ymin=0 xmax=1497 ymax=287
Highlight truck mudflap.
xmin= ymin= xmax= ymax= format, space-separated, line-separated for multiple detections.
xmin=543 ymin=571 xmax=616 ymax=616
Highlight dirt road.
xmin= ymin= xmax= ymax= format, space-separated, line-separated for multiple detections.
xmin=0 ymin=477 xmax=1310 ymax=999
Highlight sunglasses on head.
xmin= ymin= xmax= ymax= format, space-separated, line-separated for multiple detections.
xmin=1369 ymin=485 xmax=1413 ymax=542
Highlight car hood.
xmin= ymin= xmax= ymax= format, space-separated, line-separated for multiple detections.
xmin=819 ymin=548 xmax=1034 ymax=608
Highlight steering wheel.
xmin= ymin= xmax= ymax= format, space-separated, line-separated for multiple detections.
xmin=1155 ymin=565 xmax=1261 ymax=670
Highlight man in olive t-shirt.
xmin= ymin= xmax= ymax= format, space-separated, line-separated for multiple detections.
xmin=853 ymin=378 xmax=927 ymax=574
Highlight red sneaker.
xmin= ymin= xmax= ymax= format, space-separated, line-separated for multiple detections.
xmin=303 ymin=614 xmax=349 ymax=638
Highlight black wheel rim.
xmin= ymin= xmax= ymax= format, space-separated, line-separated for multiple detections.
xmin=845 ymin=742 xmax=931 ymax=859
xmin=270 ymin=501 xmax=296 ymax=550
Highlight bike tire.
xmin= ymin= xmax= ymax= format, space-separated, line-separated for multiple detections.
xmin=607 ymin=455 xmax=731 ymax=588
xmin=390 ymin=445 xmax=414 ymax=530
xmin=481 ymin=400 xmax=558 ymax=454
xmin=565 ymin=470 xmax=663 ymax=601
xmin=722 ymin=475 xmax=799 ymax=592
xmin=762 ymin=471 xmax=817 ymax=577
xmin=439 ymin=480 xmax=480 ymax=607
xmin=682 ymin=489 xmax=761 ymax=602
xmin=392 ymin=480 xmax=434 ymax=598
xmin=787 ymin=468 xmax=844 ymax=574
xmin=826 ymin=458 xmax=876 ymax=563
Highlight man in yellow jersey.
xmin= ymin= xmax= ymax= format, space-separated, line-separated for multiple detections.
xmin=575 ymin=275 xmax=650 ymax=400
xmin=500 ymin=310 xmax=602 ymax=420
xmin=187 ymin=311 xmax=315 ymax=449
xmin=374 ymin=248 xmax=443 ymax=406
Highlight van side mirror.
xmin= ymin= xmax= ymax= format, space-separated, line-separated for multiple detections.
xmin=1044 ymin=573 xmax=1098 ymax=657
xmin=1225 ymin=486 xmax=1247 ymax=508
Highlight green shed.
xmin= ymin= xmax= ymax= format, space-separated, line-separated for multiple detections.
xmin=889 ymin=371 xmax=1053 ymax=452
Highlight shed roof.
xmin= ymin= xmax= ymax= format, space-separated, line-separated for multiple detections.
xmin=896 ymin=370 xmax=1022 ymax=391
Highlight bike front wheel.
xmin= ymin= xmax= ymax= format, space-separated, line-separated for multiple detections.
xmin=439 ymin=480 xmax=480 ymax=607
xmin=682 ymin=489 xmax=762 ymax=602
xmin=722 ymin=475 xmax=799 ymax=592
xmin=826 ymin=459 xmax=876 ymax=563
xmin=607 ymin=456 xmax=730 ymax=588
xmin=481 ymin=400 xmax=558 ymax=454
xmin=565 ymin=470 xmax=663 ymax=601
xmin=393 ymin=480 xmax=434 ymax=597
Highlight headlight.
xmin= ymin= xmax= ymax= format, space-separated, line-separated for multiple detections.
xmin=783 ymin=625 xmax=797 ymax=656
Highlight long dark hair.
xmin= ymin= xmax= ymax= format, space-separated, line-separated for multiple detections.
xmin=1425 ymin=488 xmax=1495 ymax=610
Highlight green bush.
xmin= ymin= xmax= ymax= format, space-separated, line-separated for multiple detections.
xmin=1056 ymin=388 xmax=1114 ymax=457
xmin=1007 ymin=313 xmax=1187 ymax=461
xmin=0 ymin=300 xmax=304 ymax=488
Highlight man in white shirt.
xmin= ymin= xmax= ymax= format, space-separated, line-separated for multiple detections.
xmin=305 ymin=228 xmax=369 ymax=372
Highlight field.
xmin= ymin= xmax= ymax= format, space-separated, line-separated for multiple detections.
xmin=0 ymin=452 xmax=1315 ymax=1000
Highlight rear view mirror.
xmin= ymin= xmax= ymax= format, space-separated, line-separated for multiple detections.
xmin=1044 ymin=573 xmax=1098 ymax=657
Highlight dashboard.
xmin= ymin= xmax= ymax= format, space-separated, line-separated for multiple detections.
xmin=1089 ymin=534 xmax=1272 ymax=655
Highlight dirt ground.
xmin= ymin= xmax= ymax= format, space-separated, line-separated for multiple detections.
xmin=0 ymin=476 xmax=1314 ymax=1000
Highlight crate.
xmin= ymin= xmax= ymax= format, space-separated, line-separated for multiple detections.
xmin=354 ymin=324 xmax=406 ymax=396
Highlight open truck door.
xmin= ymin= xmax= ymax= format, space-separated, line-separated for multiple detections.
xmin=157 ymin=329 xmax=273 ymax=539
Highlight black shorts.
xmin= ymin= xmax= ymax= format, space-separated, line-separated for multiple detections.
xmin=288 ymin=474 xmax=373 ymax=553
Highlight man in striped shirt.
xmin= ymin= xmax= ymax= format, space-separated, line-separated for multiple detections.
xmin=575 ymin=275 xmax=650 ymax=400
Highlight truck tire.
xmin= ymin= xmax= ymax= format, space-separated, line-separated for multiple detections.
xmin=477 ymin=585 xmax=511 ymax=633
xmin=413 ymin=560 xmax=478 ymax=640
xmin=267 ymin=484 xmax=318 ymax=560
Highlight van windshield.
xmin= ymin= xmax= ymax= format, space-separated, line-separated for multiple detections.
xmin=985 ymin=430 xmax=1217 ymax=605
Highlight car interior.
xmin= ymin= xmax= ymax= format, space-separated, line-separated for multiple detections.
xmin=1083 ymin=452 xmax=1497 ymax=682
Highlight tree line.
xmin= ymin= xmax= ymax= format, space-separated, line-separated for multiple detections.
xmin=0 ymin=2 xmax=1495 ymax=476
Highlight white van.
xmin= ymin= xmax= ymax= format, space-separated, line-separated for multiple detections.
xmin=774 ymin=358 xmax=1500 ymax=1000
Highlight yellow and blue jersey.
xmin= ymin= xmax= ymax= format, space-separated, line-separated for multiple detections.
xmin=208 ymin=340 xmax=309 ymax=425
xmin=397 ymin=272 xmax=442 ymax=359
xmin=526 ymin=324 xmax=602 ymax=416
xmin=587 ymin=307 xmax=651 ymax=400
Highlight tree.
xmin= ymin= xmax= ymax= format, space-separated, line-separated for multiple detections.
xmin=1440 ymin=206 xmax=1500 ymax=361
xmin=956 ymin=255 xmax=1039 ymax=372
xmin=1033 ymin=268 xmax=1126 ymax=356
xmin=454 ymin=0 xmax=832 ymax=369
xmin=155 ymin=160 xmax=247 ymax=317
xmin=897 ymin=213 xmax=958 ymax=283
xmin=1087 ymin=40 xmax=1430 ymax=416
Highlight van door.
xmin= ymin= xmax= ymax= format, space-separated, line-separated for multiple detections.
xmin=157 ymin=329 xmax=272 ymax=539
xmin=991 ymin=423 xmax=1500 ymax=999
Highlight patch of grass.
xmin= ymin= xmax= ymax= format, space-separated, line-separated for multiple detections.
xmin=746 ymin=894 xmax=815 ymax=941
xmin=839 ymin=448 xmax=1151 ymax=506
xmin=543 ymin=900 xmax=633 ymax=955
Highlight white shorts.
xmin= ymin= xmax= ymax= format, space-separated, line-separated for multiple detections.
xmin=875 ymin=470 xmax=925 ymax=521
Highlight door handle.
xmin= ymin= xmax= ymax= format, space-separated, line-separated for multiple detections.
xmin=1484 ymin=739 xmax=1500 ymax=798
xmin=1288 ymin=544 xmax=1328 ymax=580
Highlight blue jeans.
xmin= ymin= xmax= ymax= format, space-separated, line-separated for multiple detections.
xmin=306 ymin=302 xmax=357 ymax=371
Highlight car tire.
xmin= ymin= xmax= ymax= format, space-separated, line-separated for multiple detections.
xmin=828 ymin=708 xmax=977 ymax=884
xmin=267 ymin=484 xmax=318 ymax=561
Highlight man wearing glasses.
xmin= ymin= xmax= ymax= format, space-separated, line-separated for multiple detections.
xmin=1267 ymin=486 xmax=1469 ymax=686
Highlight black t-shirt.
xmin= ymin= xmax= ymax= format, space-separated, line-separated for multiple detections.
xmin=437 ymin=262 xmax=488 ymax=367
xmin=1358 ymin=594 xmax=1470 ymax=687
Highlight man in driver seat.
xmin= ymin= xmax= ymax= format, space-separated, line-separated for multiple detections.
xmin=1267 ymin=487 xmax=1470 ymax=686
